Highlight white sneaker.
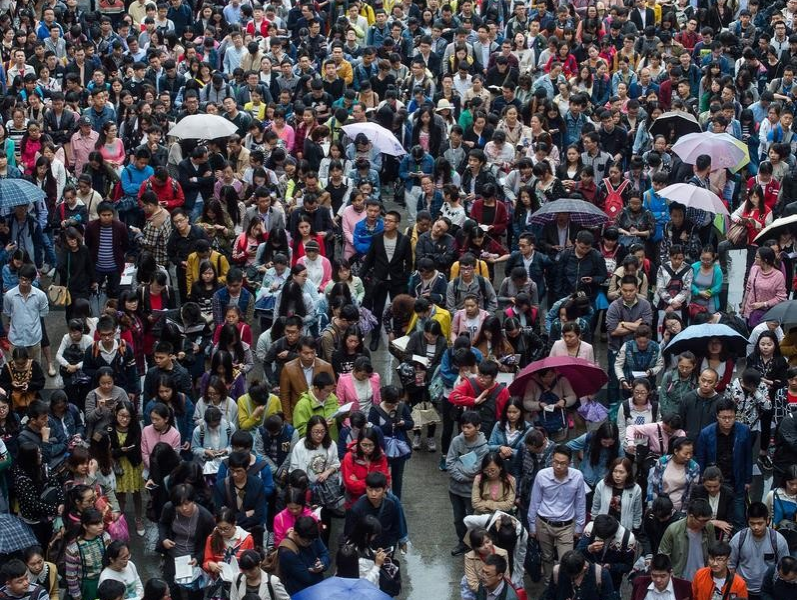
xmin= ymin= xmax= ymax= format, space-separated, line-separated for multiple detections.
xmin=412 ymin=433 xmax=421 ymax=450
xmin=426 ymin=438 xmax=437 ymax=452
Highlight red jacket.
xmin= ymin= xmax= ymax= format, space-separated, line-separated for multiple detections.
xmin=340 ymin=442 xmax=391 ymax=508
xmin=470 ymin=199 xmax=509 ymax=237
xmin=449 ymin=377 xmax=510 ymax=418
xmin=747 ymin=175 xmax=780 ymax=213
xmin=138 ymin=175 xmax=185 ymax=211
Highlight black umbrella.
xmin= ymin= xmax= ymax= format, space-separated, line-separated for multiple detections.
xmin=762 ymin=300 xmax=797 ymax=325
xmin=648 ymin=111 xmax=702 ymax=142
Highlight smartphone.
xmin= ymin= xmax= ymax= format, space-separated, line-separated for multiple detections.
xmin=145 ymin=482 xmax=159 ymax=491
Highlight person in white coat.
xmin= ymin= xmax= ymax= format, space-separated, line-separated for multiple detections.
xmin=229 ymin=549 xmax=290 ymax=600
xmin=591 ymin=456 xmax=644 ymax=532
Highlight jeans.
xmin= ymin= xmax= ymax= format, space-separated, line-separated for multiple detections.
xmin=449 ymin=492 xmax=473 ymax=544
xmin=190 ymin=200 xmax=204 ymax=224
xmin=389 ymin=458 xmax=406 ymax=499
xmin=42 ymin=230 xmax=57 ymax=266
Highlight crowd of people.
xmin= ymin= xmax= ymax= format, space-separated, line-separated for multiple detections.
xmin=4 ymin=0 xmax=797 ymax=598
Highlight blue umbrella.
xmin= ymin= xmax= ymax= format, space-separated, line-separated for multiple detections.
xmin=0 ymin=514 xmax=38 ymax=554
xmin=664 ymin=323 xmax=748 ymax=357
xmin=292 ymin=577 xmax=392 ymax=600
xmin=530 ymin=198 xmax=609 ymax=227
xmin=0 ymin=179 xmax=46 ymax=215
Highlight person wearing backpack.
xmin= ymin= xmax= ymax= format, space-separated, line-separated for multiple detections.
xmin=576 ymin=514 xmax=637 ymax=592
xmin=445 ymin=253 xmax=498 ymax=313
xmin=277 ymin=515 xmax=330 ymax=596
xmin=229 ymin=549 xmax=289 ymax=600
xmin=691 ymin=541 xmax=748 ymax=600
xmin=137 ymin=166 xmax=185 ymax=212
xmin=729 ymin=502 xmax=790 ymax=599
xmin=761 ymin=556 xmax=797 ymax=600
xmin=614 ymin=326 xmax=663 ymax=402
xmin=449 ymin=361 xmax=510 ymax=441
xmin=598 ymin=163 xmax=632 ymax=224
xmin=655 ymin=244 xmax=692 ymax=340
xmin=544 ymin=549 xmax=613 ymax=600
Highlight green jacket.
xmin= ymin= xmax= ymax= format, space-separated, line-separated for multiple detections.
xmin=658 ymin=371 xmax=697 ymax=417
xmin=292 ymin=390 xmax=340 ymax=440
xmin=658 ymin=517 xmax=716 ymax=578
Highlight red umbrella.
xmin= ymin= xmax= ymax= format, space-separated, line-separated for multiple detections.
xmin=508 ymin=356 xmax=608 ymax=398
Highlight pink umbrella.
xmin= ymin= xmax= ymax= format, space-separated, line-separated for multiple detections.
xmin=509 ymin=356 xmax=608 ymax=398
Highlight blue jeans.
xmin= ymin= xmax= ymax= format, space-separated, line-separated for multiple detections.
xmin=42 ymin=230 xmax=56 ymax=266
xmin=189 ymin=199 xmax=204 ymax=223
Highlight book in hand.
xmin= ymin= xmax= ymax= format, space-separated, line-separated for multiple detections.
xmin=459 ymin=451 xmax=479 ymax=469
xmin=390 ymin=335 xmax=410 ymax=353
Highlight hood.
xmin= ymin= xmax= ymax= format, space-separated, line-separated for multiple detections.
xmin=464 ymin=432 xmax=488 ymax=449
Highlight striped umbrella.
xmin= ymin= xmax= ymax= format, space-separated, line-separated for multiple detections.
xmin=530 ymin=198 xmax=609 ymax=227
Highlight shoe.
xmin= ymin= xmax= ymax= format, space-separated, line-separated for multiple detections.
xmin=41 ymin=263 xmax=51 ymax=275
xmin=758 ymin=454 xmax=773 ymax=473
xmin=426 ymin=438 xmax=437 ymax=452
xmin=439 ymin=456 xmax=447 ymax=471
xmin=369 ymin=334 xmax=380 ymax=352
xmin=45 ymin=268 xmax=56 ymax=279
xmin=266 ymin=531 xmax=275 ymax=549
xmin=451 ymin=543 xmax=468 ymax=556
xmin=135 ymin=518 xmax=145 ymax=537
xmin=412 ymin=433 xmax=421 ymax=450
xmin=47 ymin=365 xmax=57 ymax=378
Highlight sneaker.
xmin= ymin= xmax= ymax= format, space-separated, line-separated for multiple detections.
xmin=412 ymin=433 xmax=421 ymax=450
xmin=426 ymin=438 xmax=437 ymax=452
xmin=369 ymin=334 xmax=380 ymax=352
xmin=47 ymin=365 xmax=57 ymax=378
xmin=266 ymin=531 xmax=275 ymax=549
xmin=45 ymin=268 xmax=56 ymax=279
xmin=439 ymin=456 xmax=447 ymax=471
xmin=451 ymin=543 xmax=468 ymax=556
xmin=135 ymin=518 xmax=145 ymax=537
xmin=758 ymin=454 xmax=773 ymax=473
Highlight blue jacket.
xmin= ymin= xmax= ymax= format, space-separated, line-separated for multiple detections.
xmin=398 ymin=154 xmax=434 ymax=191
xmin=695 ymin=422 xmax=753 ymax=494
xmin=217 ymin=453 xmax=275 ymax=499
xmin=214 ymin=473 xmax=269 ymax=529
xmin=278 ymin=537 xmax=330 ymax=596
xmin=82 ymin=105 xmax=116 ymax=133
xmin=120 ymin=163 xmax=154 ymax=196
xmin=212 ymin=285 xmax=253 ymax=326
xmin=353 ymin=218 xmax=385 ymax=255
xmin=417 ymin=190 xmax=444 ymax=218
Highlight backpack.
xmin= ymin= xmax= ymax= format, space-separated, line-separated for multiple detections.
xmin=734 ymin=527 xmax=782 ymax=569
xmin=453 ymin=275 xmax=489 ymax=308
xmin=315 ymin=323 xmax=341 ymax=357
xmin=198 ymin=420 xmax=232 ymax=450
xmin=553 ymin=562 xmax=603 ymax=591
xmin=467 ymin=376 xmax=504 ymax=435
xmin=622 ymin=399 xmax=658 ymax=423
xmin=143 ymin=176 xmax=180 ymax=200
xmin=263 ymin=538 xmax=299 ymax=580
xmin=602 ymin=177 xmax=630 ymax=222
xmin=657 ymin=264 xmax=689 ymax=310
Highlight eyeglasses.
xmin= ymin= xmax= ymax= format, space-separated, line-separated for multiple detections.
xmin=551 ymin=459 xmax=570 ymax=466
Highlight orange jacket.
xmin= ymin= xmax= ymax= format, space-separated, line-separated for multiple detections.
xmin=691 ymin=567 xmax=747 ymax=600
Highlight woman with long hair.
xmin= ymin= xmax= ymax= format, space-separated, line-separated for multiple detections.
xmin=109 ymin=400 xmax=144 ymax=536
xmin=471 ymin=451 xmax=516 ymax=514
xmin=566 ymin=421 xmax=624 ymax=490
xmin=473 ymin=316 xmax=515 ymax=372
xmin=99 ymin=540 xmax=144 ymax=599
xmin=336 ymin=355 xmax=381 ymax=413
xmin=648 ymin=436 xmax=700 ymax=512
xmin=19 ymin=121 xmax=50 ymax=175
xmin=143 ymin=376 xmax=194 ymax=447
xmin=95 ymin=121 xmax=125 ymax=174
xmin=487 ymin=397 xmax=531 ymax=479
xmin=275 ymin=273 xmax=314 ymax=328
xmin=742 ymin=246 xmax=787 ymax=328
xmin=591 ymin=456 xmax=643 ymax=531
xmin=341 ymin=425 xmax=390 ymax=508
xmin=200 ymin=350 xmax=247 ymax=403
xmin=202 ymin=507 xmax=254 ymax=577
xmin=190 ymin=260 xmax=220 ymax=319
xmin=291 ymin=215 xmax=326 ymax=265
xmin=411 ymin=105 xmax=443 ymax=158
xmin=141 ymin=402 xmax=181 ymax=484
xmin=10 ymin=441 xmax=65 ymax=547
xmin=214 ymin=322 xmax=255 ymax=375
xmin=198 ymin=198 xmax=236 ymax=256
xmin=84 ymin=367 xmax=129 ymax=440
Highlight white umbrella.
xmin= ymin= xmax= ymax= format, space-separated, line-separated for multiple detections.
xmin=659 ymin=183 xmax=729 ymax=216
xmin=671 ymin=132 xmax=748 ymax=171
xmin=754 ymin=213 xmax=797 ymax=243
xmin=168 ymin=114 xmax=238 ymax=140
xmin=341 ymin=122 xmax=406 ymax=156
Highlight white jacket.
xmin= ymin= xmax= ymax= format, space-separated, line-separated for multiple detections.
xmin=591 ymin=480 xmax=644 ymax=532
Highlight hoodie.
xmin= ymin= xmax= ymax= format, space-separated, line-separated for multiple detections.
xmin=446 ymin=431 xmax=489 ymax=497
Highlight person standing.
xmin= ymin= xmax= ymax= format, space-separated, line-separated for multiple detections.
xmin=84 ymin=202 xmax=129 ymax=301
xmin=630 ymin=553 xmax=693 ymax=600
xmin=691 ymin=541 xmax=748 ymax=600
xmin=528 ymin=444 xmax=587 ymax=582
xmin=2 ymin=264 xmax=48 ymax=363
xmin=659 ymin=498 xmax=716 ymax=580
xmin=166 ymin=208 xmax=209 ymax=303
xmin=359 ymin=210 xmax=413 ymax=351
xmin=476 ymin=555 xmax=519 ymax=600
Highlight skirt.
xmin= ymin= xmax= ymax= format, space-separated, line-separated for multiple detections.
xmin=116 ymin=457 xmax=144 ymax=494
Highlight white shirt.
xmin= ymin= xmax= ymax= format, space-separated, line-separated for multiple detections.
xmin=643 ymin=579 xmax=676 ymax=600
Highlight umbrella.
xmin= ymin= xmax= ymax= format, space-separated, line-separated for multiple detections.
xmin=292 ymin=577 xmax=392 ymax=600
xmin=648 ymin=111 xmax=702 ymax=140
xmin=509 ymin=356 xmax=608 ymax=398
xmin=168 ymin=114 xmax=238 ymax=140
xmin=658 ymin=183 xmax=729 ymax=216
xmin=529 ymin=198 xmax=609 ymax=227
xmin=0 ymin=514 xmax=38 ymax=554
xmin=713 ymin=133 xmax=751 ymax=173
xmin=761 ymin=300 xmax=797 ymax=325
xmin=754 ymin=214 xmax=797 ymax=244
xmin=664 ymin=323 xmax=748 ymax=357
xmin=341 ymin=122 xmax=406 ymax=156
xmin=0 ymin=178 xmax=47 ymax=215
xmin=672 ymin=132 xmax=749 ymax=172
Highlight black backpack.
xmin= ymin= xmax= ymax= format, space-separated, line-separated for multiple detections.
xmin=622 ymin=400 xmax=659 ymax=423
xmin=656 ymin=264 xmax=689 ymax=310
xmin=467 ymin=376 xmax=504 ymax=435
xmin=454 ymin=275 xmax=489 ymax=308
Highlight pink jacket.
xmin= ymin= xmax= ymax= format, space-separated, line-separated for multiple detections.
xmin=341 ymin=205 xmax=367 ymax=259
xmin=450 ymin=309 xmax=490 ymax=342
xmin=742 ymin=265 xmax=786 ymax=317
xmin=336 ymin=372 xmax=382 ymax=413
xmin=549 ymin=339 xmax=596 ymax=364
xmin=140 ymin=424 xmax=181 ymax=471
xmin=273 ymin=506 xmax=318 ymax=545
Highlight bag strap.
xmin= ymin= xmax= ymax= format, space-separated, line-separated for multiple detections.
xmin=265 ymin=573 xmax=275 ymax=600
xmin=721 ymin=571 xmax=734 ymax=600
xmin=657 ymin=424 xmax=664 ymax=454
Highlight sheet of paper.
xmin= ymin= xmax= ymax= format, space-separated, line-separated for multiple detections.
xmin=631 ymin=371 xmax=647 ymax=379
xmin=411 ymin=355 xmax=429 ymax=368
xmin=203 ymin=459 xmax=220 ymax=475
xmin=390 ymin=335 xmax=410 ymax=353
xmin=460 ymin=451 xmax=478 ymax=469
xmin=120 ymin=264 xmax=136 ymax=286
xmin=496 ymin=372 xmax=514 ymax=386
xmin=332 ymin=402 xmax=354 ymax=419
xmin=219 ymin=560 xmax=237 ymax=583
xmin=174 ymin=555 xmax=193 ymax=580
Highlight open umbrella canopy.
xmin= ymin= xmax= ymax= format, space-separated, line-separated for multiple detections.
xmin=648 ymin=111 xmax=702 ymax=140
xmin=341 ymin=122 xmax=406 ymax=156
xmin=0 ymin=178 xmax=47 ymax=215
xmin=754 ymin=214 xmax=797 ymax=244
xmin=168 ymin=114 xmax=238 ymax=140
xmin=658 ymin=183 xmax=729 ymax=216
xmin=672 ymin=132 xmax=749 ymax=172
xmin=0 ymin=514 xmax=38 ymax=554
xmin=509 ymin=356 xmax=607 ymax=398
xmin=530 ymin=198 xmax=609 ymax=227
xmin=292 ymin=577 xmax=393 ymax=600
xmin=664 ymin=323 xmax=748 ymax=357
xmin=762 ymin=300 xmax=797 ymax=326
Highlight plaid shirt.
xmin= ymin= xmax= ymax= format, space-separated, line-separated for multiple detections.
xmin=647 ymin=454 xmax=701 ymax=508
xmin=140 ymin=209 xmax=172 ymax=266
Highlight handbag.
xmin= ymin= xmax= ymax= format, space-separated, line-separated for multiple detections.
xmin=726 ymin=220 xmax=748 ymax=245
xmin=384 ymin=436 xmax=411 ymax=459
xmin=379 ymin=558 xmax=401 ymax=596
xmin=311 ymin=474 xmax=345 ymax=511
xmin=525 ymin=537 xmax=542 ymax=582
xmin=410 ymin=401 xmax=440 ymax=427
xmin=47 ymin=285 xmax=70 ymax=306
xmin=106 ymin=514 xmax=130 ymax=543
xmin=687 ymin=301 xmax=708 ymax=320
xmin=576 ymin=398 xmax=608 ymax=424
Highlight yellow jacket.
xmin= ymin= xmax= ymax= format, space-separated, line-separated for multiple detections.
xmin=237 ymin=392 xmax=282 ymax=431
xmin=450 ymin=259 xmax=490 ymax=280
xmin=406 ymin=305 xmax=452 ymax=340
xmin=336 ymin=59 xmax=354 ymax=85
xmin=186 ymin=250 xmax=230 ymax=292
xmin=781 ymin=332 xmax=797 ymax=366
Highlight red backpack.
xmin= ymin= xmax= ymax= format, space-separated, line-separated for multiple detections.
xmin=602 ymin=178 xmax=630 ymax=222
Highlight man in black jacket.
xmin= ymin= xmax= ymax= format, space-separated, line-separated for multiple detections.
xmin=177 ymin=145 xmax=215 ymax=222
xmin=42 ymin=92 xmax=77 ymax=145
xmin=166 ymin=208 xmax=209 ymax=302
xmin=553 ymin=230 xmax=608 ymax=302
xmin=83 ymin=316 xmax=140 ymax=397
xmin=360 ymin=210 xmax=414 ymax=350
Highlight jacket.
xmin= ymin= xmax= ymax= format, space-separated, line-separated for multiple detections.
xmin=157 ymin=501 xmax=215 ymax=558
xmin=138 ymin=175 xmax=185 ymax=211
xmin=177 ymin=157 xmax=215 ymax=210
xmin=229 ymin=570 xmax=290 ymax=600
xmin=679 ymin=392 xmax=722 ymax=440
xmin=658 ymin=516 xmax=716 ymax=578
xmin=340 ymin=442 xmax=391 ymax=508
xmin=415 ymin=232 xmax=457 ymax=274
xmin=504 ymin=250 xmax=551 ymax=299
xmin=336 ymin=373 xmax=382 ymax=414
xmin=212 ymin=286 xmax=253 ymax=326
xmin=278 ymin=358 xmax=335 ymax=424
xmin=630 ymin=575 xmax=692 ymax=600
xmin=214 ymin=474 xmax=268 ymax=529
xmin=691 ymin=567 xmax=747 ymax=600
xmin=84 ymin=219 xmax=129 ymax=273
xmin=17 ymin=421 xmax=66 ymax=470
xmin=647 ymin=454 xmax=701 ymax=506
xmin=592 ymin=480 xmax=643 ymax=531
xmin=690 ymin=261 xmax=723 ymax=313
xmin=57 ymin=245 xmax=94 ymax=295
xmin=761 ymin=563 xmax=797 ymax=600
xmin=82 ymin=341 xmax=140 ymax=396
xmin=277 ymin=536 xmax=330 ymax=596
xmin=407 ymin=271 xmax=449 ymax=307
xmin=167 ymin=224 xmax=210 ymax=267
xmin=186 ymin=251 xmax=229 ymax=290
xmin=398 ymin=153 xmax=434 ymax=190
xmin=360 ymin=232 xmax=414 ymax=289
xmin=695 ymin=422 xmax=753 ymax=494
xmin=554 ymin=246 xmax=609 ymax=301
xmin=447 ymin=432 xmax=489 ymax=497
xmin=475 ymin=584 xmax=519 ymax=600
xmin=201 ymin=526 xmax=254 ymax=573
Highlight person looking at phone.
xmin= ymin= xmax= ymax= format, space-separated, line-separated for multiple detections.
xmin=278 ymin=515 xmax=330 ymax=596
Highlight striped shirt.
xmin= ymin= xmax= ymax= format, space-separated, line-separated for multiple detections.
xmin=96 ymin=225 xmax=116 ymax=272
